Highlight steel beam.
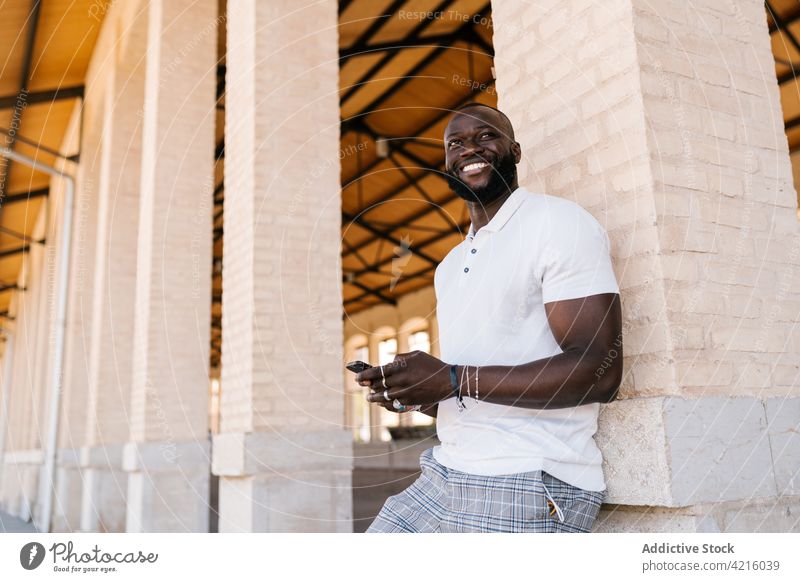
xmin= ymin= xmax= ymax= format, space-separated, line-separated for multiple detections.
xmin=342 ymin=211 xmax=441 ymax=268
xmin=1 ymin=187 xmax=48 ymax=205
xmin=0 ymin=85 xmax=84 ymax=110
xmin=0 ymin=245 xmax=30 ymax=259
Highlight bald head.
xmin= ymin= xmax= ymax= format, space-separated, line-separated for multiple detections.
xmin=447 ymin=103 xmax=516 ymax=141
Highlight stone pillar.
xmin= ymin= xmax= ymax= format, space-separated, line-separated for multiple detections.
xmin=396 ymin=330 xmax=412 ymax=427
xmin=214 ymin=0 xmax=351 ymax=532
xmin=427 ymin=315 xmax=440 ymax=359
xmin=80 ymin=8 xmax=147 ymax=533
xmin=125 ymin=0 xmax=216 ymax=532
xmin=51 ymin=88 xmax=106 ymax=533
xmin=343 ymin=365 xmax=355 ymax=433
xmin=0 ymin=221 xmax=47 ymax=519
xmin=28 ymin=214 xmax=52 ymax=525
xmin=492 ymin=0 xmax=800 ymax=531
xmin=367 ymin=334 xmax=383 ymax=442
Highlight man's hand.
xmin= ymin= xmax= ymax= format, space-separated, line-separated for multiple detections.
xmin=356 ymin=351 xmax=452 ymax=408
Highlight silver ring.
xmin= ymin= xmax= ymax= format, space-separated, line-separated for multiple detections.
xmin=393 ymin=399 xmax=405 ymax=411
xmin=382 ymin=377 xmax=387 ymax=389
xmin=383 ymin=389 xmax=390 ymax=401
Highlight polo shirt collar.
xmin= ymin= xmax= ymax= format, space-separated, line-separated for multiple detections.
xmin=466 ymin=186 xmax=528 ymax=239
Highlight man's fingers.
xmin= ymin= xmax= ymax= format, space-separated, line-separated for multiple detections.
xmin=355 ymin=362 xmax=401 ymax=383
xmin=365 ymin=384 xmax=415 ymax=404
xmin=365 ymin=390 xmax=395 ymax=404
xmin=354 ymin=366 xmax=381 ymax=383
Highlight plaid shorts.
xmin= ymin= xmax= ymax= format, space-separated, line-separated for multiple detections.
xmin=366 ymin=448 xmax=605 ymax=533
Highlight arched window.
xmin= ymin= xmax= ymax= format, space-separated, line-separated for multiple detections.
xmin=377 ymin=337 xmax=396 ymax=365
xmin=408 ymin=330 xmax=430 ymax=353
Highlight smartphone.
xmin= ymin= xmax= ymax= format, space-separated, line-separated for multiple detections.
xmin=345 ymin=360 xmax=372 ymax=373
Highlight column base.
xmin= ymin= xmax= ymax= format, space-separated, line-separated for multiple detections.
xmin=79 ymin=445 xmax=127 ymax=532
xmin=213 ymin=430 xmax=353 ymax=532
xmin=123 ymin=440 xmax=210 ymax=532
xmin=48 ymin=449 xmax=83 ymax=532
xmin=598 ymin=396 xmax=799 ymax=506
xmin=0 ymin=449 xmax=43 ymax=525
xmin=595 ymin=495 xmax=800 ymax=532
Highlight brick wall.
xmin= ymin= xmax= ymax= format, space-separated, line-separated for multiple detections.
xmin=492 ymin=0 xmax=800 ymax=401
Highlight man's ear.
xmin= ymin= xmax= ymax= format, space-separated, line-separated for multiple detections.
xmin=512 ymin=141 xmax=522 ymax=164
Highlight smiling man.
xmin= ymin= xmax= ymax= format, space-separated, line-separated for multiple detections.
xmin=357 ymin=103 xmax=623 ymax=533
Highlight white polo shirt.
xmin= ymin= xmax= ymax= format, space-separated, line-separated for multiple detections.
xmin=432 ymin=187 xmax=619 ymax=491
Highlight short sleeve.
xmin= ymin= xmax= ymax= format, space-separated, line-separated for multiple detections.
xmin=540 ymin=203 xmax=619 ymax=304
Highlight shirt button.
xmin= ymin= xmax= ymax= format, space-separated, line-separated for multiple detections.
xmin=464 ymin=267 xmax=470 ymax=273
xmin=470 ymin=249 xmax=477 ymax=254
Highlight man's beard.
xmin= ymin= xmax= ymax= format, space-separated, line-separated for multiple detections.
xmin=446 ymin=153 xmax=517 ymax=206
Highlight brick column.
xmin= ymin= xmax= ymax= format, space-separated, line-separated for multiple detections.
xmin=427 ymin=315 xmax=440 ymax=359
xmin=213 ymin=0 xmax=351 ymax=532
xmin=79 ymin=9 xmax=147 ymax=533
xmin=396 ymin=330 xmax=413 ymax=427
xmin=367 ymin=334 xmax=383 ymax=442
xmin=51 ymin=89 xmax=106 ymax=533
xmin=492 ymin=0 xmax=800 ymax=531
xmin=124 ymin=0 xmax=216 ymax=532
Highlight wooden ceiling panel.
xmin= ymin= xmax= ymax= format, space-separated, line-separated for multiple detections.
xmin=343 ymin=159 xmax=415 ymax=210
xmin=340 ymin=53 xmax=386 ymax=97
xmin=0 ymin=195 xmax=45 ymax=239
xmin=341 ymin=220 xmax=379 ymax=249
xmin=2 ymin=166 xmax=50 ymax=202
xmin=0 ymin=253 xmax=25 ymax=290
xmin=368 ymin=0 xmax=447 ymax=46
xmin=6 ymin=98 xmax=76 ymax=151
xmin=341 ymin=46 xmax=435 ymax=119
xmin=339 ymin=131 xmax=373 ymax=182
xmin=394 ymin=141 xmax=443 ymax=168
xmin=0 ymin=4 xmax=29 ymax=95
xmin=339 ymin=0 xmax=399 ymax=48
xmin=786 ymin=125 xmax=800 ymax=153
xmin=26 ymin=0 xmax=105 ymax=92
xmin=772 ymin=29 xmax=800 ymax=64
xmin=780 ymin=78 xmax=800 ymax=121
xmin=770 ymin=0 xmax=800 ymax=25
xmin=6 ymin=101 xmax=75 ymax=192
xmin=416 ymin=0 xmax=488 ymax=38
xmin=771 ymin=0 xmax=800 ymax=161
xmin=361 ymin=176 xmax=453 ymax=224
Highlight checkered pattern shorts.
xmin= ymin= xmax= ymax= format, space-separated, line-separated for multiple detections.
xmin=366 ymin=448 xmax=605 ymax=533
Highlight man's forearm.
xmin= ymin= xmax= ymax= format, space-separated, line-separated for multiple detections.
xmin=452 ymin=350 xmax=620 ymax=410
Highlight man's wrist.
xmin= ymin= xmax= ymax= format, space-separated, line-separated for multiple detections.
xmin=448 ymin=364 xmax=460 ymax=401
